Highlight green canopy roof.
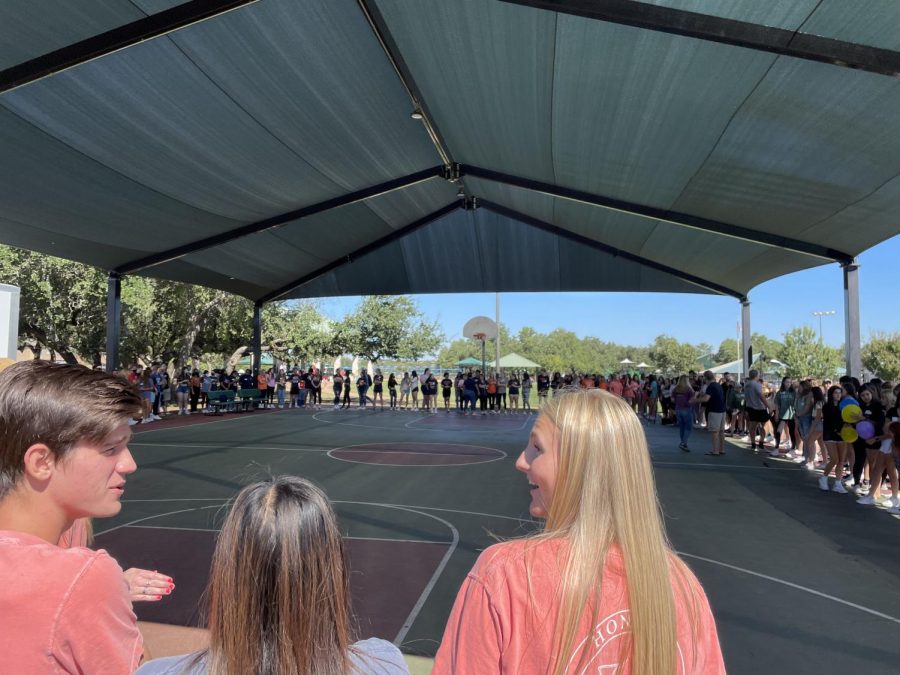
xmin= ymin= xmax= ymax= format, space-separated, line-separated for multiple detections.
xmin=487 ymin=352 xmax=540 ymax=369
xmin=456 ymin=356 xmax=482 ymax=367
xmin=1 ymin=0 xmax=898 ymax=306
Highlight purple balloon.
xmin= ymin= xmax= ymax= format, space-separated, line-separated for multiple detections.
xmin=857 ymin=420 xmax=876 ymax=440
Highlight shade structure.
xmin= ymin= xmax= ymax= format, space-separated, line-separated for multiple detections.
xmin=487 ymin=352 xmax=540 ymax=369
xmin=619 ymin=358 xmax=635 ymax=365
xmin=1 ymin=0 xmax=899 ymax=306
xmin=456 ymin=357 xmax=483 ymax=367
xmin=636 ymin=362 xmax=651 ymax=369
xmin=708 ymin=359 xmax=743 ymax=375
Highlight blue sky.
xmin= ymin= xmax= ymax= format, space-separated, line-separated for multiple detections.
xmin=317 ymin=233 xmax=899 ymax=350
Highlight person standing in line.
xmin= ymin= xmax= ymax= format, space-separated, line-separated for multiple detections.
xmin=341 ymin=371 xmax=353 ymax=409
xmin=455 ymin=372 xmax=465 ymax=410
xmin=537 ymin=369 xmax=550 ymax=405
xmin=372 ymin=369 xmax=384 ymax=410
xmin=743 ymin=369 xmax=773 ymax=451
xmin=441 ymin=372 xmax=454 ymax=412
xmin=388 ymin=372 xmax=398 ymax=410
xmin=772 ymin=377 xmax=797 ymax=457
xmin=276 ymin=369 xmax=286 ymax=408
xmin=819 ymin=385 xmax=849 ymax=493
xmin=695 ymin=371 xmax=727 ymax=456
xmin=803 ymin=385 xmax=826 ymax=469
xmin=497 ymin=372 xmax=508 ymax=413
xmin=356 ymin=372 xmax=368 ymax=408
xmin=410 ymin=371 xmax=419 ymax=411
xmin=310 ymin=368 xmax=322 ymax=409
xmin=420 ymin=369 xmax=432 ymax=412
xmin=672 ymin=376 xmax=694 ymax=452
xmin=332 ymin=369 xmax=344 ymax=409
xmin=399 ymin=372 xmax=411 ymax=410
xmin=425 ymin=371 xmax=439 ymax=413
xmin=289 ymin=369 xmax=301 ymax=408
xmin=475 ymin=370 xmax=488 ymax=415
xmin=462 ymin=372 xmax=477 ymax=415
xmin=265 ymin=369 xmax=276 ymax=408
xmin=486 ymin=374 xmax=498 ymax=412
xmin=522 ymin=372 xmax=533 ymax=412
xmin=508 ymin=373 xmax=520 ymax=412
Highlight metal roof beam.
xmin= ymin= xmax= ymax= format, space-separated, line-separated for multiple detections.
xmin=116 ymin=166 xmax=446 ymax=275
xmin=356 ymin=0 xmax=455 ymax=167
xmin=0 ymin=1 xmax=259 ymax=94
xmin=258 ymin=201 xmax=461 ymax=304
xmin=500 ymin=0 xmax=900 ymax=78
xmin=479 ymin=199 xmax=745 ymax=301
xmin=460 ymin=164 xmax=853 ymax=265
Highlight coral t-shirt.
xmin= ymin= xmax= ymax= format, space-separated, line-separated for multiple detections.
xmin=0 ymin=530 xmax=143 ymax=674
xmin=434 ymin=539 xmax=725 ymax=675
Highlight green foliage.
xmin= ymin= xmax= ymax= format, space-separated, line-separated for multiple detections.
xmin=778 ymin=325 xmax=843 ymax=378
xmin=0 ymin=245 xmax=107 ymax=364
xmin=751 ymin=332 xmax=783 ymax=362
xmin=715 ymin=338 xmax=740 ymax=364
xmin=648 ymin=335 xmax=700 ymax=375
xmin=340 ymin=296 xmax=443 ymax=363
xmin=862 ymin=332 xmax=900 ymax=381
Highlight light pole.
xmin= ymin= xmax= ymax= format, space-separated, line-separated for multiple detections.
xmin=811 ymin=310 xmax=835 ymax=343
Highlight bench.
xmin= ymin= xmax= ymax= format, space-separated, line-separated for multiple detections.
xmin=204 ymin=390 xmax=235 ymax=415
xmin=235 ymin=388 xmax=262 ymax=412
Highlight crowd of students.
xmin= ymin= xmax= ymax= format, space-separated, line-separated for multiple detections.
xmin=0 ymin=360 xmax=726 ymax=674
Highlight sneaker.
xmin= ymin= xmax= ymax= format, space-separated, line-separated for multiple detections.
xmin=679 ymin=443 xmax=689 ymax=452
xmin=142 ymin=417 xmax=154 ymax=424
xmin=740 ymin=435 xmax=750 ymax=442
xmin=856 ymin=495 xmax=875 ymax=505
xmin=877 ymin=496 xmax=895 ymax=508
xmin=888 ymin=505 xmax=900 ymax=515
xmin=128 ymin=418 xmax=139 ymax=426
xmin=818 ymin=476 xmax=830 ymax=491
xmin=832 ymin=482 xmax=848 ymax=494
xmin=769 ymin=449 xmax=782 ymax=457
xmin=152 ymin=414 xmax=162 ymax=420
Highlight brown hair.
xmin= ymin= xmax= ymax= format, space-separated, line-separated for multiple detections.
xmin=200 ymin=476 xmax=353 ymax=674
xmin=0 ymin=361 xmax=141 ymax=499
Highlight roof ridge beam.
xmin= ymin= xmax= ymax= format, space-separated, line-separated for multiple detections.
xmin=499 ymin=0 xmax=900 ymax=78
xmin=258 ymin=201 xmax=461 ymax=304
xmin=0 ymin=1 xmax=259 ymax=94
xmin=460 ymin=164 xmax=853 ymax=265
xmin=478 ymin=199 xmax=746 ymax=301
xmin=116 ymin=166 xmax=446 ymax=275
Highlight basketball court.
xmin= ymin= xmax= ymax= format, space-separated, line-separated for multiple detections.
xmin=96 ymin=405 xmax=900 ymax=673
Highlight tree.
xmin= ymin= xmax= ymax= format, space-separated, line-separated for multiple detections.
xmin=0 ymin=244 xmax=107 ymax=365
xmin=751 ymin=332 xmax=782 ymax=363
xmin=648 ymin=335 xmax=700 ymax=375
xmin=714 ymin=338 xmax=740 ymax=364
xmin=342 ymin=296 xmax=443 ymax=363
xmin=862 ymin=332 xmax=900 ymax=381
xmin=778 ymin=326 xmax=843 ymax=378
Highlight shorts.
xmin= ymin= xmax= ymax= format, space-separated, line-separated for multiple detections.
xmin=747 ymin=407 xmax=769 ymax=423
xmin=373 ymin=385 xmax=383 ymax=394
xmin=443 ymin=390 xmax=451 ymax=399
xmin=706 ymin=412 xmax=725 ymax=432
xmin=879 ymin=440 xmax=893 ymax=455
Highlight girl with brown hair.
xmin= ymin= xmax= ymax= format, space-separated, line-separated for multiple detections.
xmin=136 ymin=476 xmax=407 ymax=674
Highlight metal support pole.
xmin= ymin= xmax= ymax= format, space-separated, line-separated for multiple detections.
xmin=741 ymin=300 xmax=751 ymax=377
xmin=105 ymin=272 xmax=121 ymax=373
xmin=843 ymin=261 xmax=861 ymax=378
xmin=252 ymin=301 xmax=263 ymax=376
xmin=495 ymin=292 xmax=501 ymax=373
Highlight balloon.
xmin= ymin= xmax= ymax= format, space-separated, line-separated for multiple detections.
xmin=840 ymin=425 xmax=859 ymax=443
xmin=841 ymin=405 xmax=863 ymax=423
xmin=839 ymin=397 xmax=858 ymax=410
xmin=856 ymin=420 xmax=876 ymax=440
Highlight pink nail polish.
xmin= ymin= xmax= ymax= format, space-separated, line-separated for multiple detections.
xmin=155 ymin=595 xmax=162 ymax=600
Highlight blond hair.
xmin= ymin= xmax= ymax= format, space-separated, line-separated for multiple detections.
xmin=533 ymin=388 xmax=699 ymax=675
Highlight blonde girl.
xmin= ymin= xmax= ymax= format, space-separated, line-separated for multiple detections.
xmin=399 ymin=372 xmax=411 ymax=410
xmin=434 ymin=389 xmax=724 ymax=675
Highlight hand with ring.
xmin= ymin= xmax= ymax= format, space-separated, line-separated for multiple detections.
xmin=123 ymin=567 xmax=175 ymax=602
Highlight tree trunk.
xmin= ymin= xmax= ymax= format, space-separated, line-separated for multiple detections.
xmin=225 ymin=346 xmax=247 ymax=374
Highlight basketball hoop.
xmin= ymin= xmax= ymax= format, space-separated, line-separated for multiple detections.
xmin=473 ymin=332 xmax=486 ymax=341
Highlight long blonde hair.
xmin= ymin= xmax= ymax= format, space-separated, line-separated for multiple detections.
xmin=533 ymin=388 xmax=699 ymax=675
xmin=201 ymin=477 xmax=353 ymax=674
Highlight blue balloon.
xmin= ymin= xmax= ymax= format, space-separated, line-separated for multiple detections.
xmin=839 ymin=397 xmax=858 ymax=410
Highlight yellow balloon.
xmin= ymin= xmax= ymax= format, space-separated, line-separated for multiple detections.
xmin=841 ymin=405 xmax=862 ymax=423
xmin=840 ymin=425 xmax=859 ymax=443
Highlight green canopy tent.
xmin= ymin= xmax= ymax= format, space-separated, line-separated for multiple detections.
xmin=456 ymin=356 xmax=482 ymax=367
xmin=486 ymin=352 xmax=540 ymax=369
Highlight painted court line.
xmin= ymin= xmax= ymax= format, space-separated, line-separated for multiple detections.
xmin=312 ymin=410 xmax=531 ymax=434
xmin=679 ymin=552 xmax=900 ymax=626
xmin=652 ymin=462 xmax=796 ymax=470
xmin=407 ymin=414 xmax=530 ymax=432
xmin=130 ymin=442 xmax=327 ymax=453
xmin=122 ymin=524 xmax=450 ymax=544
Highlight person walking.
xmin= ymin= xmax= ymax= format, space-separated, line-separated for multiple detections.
xmin=672 ymin=375 xmax=694 ymax=452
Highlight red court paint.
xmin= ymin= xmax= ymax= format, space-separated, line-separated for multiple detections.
xmin=329 ymin=442 xmax=505 ymax=466
xmin=95 ymin=527 xmax=449 ymax=640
